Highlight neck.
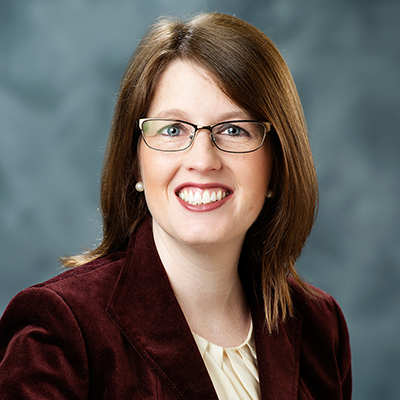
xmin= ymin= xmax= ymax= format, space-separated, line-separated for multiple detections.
xmin=152 ymin=222 xmax=251 ymax=347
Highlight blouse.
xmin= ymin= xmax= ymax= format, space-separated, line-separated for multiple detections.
xmin=192 ymin=321 xmax=260 ymax=400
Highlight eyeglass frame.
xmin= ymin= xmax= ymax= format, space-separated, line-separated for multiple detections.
xmin=137 ymin=118 xmax=272 ymax=154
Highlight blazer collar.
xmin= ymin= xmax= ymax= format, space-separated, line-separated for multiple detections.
xmin=106 ymin=218 xmax=302 ymax=400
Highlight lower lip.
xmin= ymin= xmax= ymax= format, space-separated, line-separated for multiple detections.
xmin=176 ymin=194 xmax=231 ymax=212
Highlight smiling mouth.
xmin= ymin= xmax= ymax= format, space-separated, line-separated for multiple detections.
xmin=177 ymin=188 xmax=229 ymax=205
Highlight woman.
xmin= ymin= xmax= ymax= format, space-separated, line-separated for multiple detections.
xmin=0 ymin=13 xmax=351 ymax=399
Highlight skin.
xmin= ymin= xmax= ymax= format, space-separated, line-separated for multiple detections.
xmin=138 ymin=59 xmax=273 ymax=347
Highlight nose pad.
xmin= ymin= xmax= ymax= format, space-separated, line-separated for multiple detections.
xmin=209 ymin=133 xmax=217 ymax=147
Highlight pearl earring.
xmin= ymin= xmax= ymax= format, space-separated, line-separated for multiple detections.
xmin=266 ymin=190 xmax=273 ymax=198
xmin=135 ymin=181 xmax=144 ymax=192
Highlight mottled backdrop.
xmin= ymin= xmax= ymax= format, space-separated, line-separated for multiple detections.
xmin=1 ymin=0 xmax=399 ymax=399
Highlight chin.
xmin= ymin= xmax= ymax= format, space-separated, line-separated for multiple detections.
xmin=177 ymin=226 xmax=242 ymax=249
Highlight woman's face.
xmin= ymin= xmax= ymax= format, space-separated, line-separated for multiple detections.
xmin=138 ymin=59 xmax=272 ymax=250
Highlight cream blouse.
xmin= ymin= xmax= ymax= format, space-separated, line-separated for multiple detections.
xmin=192 ymin=321 xmax=260 ymax=400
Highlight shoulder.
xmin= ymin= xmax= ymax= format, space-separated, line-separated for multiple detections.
xmin=0 ymin=248 xmax=136 ymax=399
xmin=0 ymin=249 xmax=129 ymax=362
xmin=37 ymin=249 xmax=126 ymax=288
xmin=288 ymin=276 xmax=349 ymax=341
xmin=33 ymin=250 xmax=126 ymax=303
xmin=1 ymin=249 xmax=127 ymax=329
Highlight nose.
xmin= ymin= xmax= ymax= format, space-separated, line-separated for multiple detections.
xmin=184 ymin=128 xmax=222 ymax=172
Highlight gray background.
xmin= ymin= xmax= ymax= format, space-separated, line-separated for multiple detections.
xmin=0 ymin=0 xmax=399 ymax=398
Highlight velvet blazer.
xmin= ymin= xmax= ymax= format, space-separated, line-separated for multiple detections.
xmin=0 ymin=219 xmax=352 ymax=399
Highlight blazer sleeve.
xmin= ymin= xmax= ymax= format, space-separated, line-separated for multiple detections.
xmin=0 ymin=287 xmax=89 ymax=399
xmin=332 ymin=295 xmax=352 ymax=399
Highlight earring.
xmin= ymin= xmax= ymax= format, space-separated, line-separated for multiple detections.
xmin=266 ymin=190 xmax=273 ymax=198
xmin=135 ymin=181 xmax=144 ymax=192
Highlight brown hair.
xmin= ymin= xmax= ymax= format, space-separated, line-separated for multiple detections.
xmin=62 ymin=13 xmax=319 ymax=332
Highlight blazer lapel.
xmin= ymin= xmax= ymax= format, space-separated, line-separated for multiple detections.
xmin=106 ymin=220 xmax=219 ymax=400
xmin=251 ymin=298 xmax=302 ymax=400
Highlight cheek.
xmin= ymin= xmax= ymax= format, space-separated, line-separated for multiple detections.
xmin=138 ymin=144 xmax=179 ymax=201
xmin=138 ymin=144 xmax=156 ymax=199
xmin=246 ymin=149 xmax=272 ymax=197
xmin=138 ymin=142 xmax=159 ymax=185
xmin=139 ymin=154 xmax=161 ymax=218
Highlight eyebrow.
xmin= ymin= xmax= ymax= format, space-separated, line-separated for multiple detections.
xmin=149 ymin=109 xmax=254 ymax=122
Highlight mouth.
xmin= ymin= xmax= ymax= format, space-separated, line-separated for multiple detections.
xmin=176 ymin=187 xmax=231 ymax=205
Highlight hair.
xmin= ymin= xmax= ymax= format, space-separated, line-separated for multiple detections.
xmin=61 ymin=13 xmax=319 ymax=332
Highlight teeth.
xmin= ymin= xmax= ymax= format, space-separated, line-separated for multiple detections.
xmin=194 ymin=191 xmax=202 ymax=204
xmin=188 ymin=190 xmax=194 ymax=203
xmin=203 ymin=190 xmax=211 ymax=204
xmin=178 ymin=189 xmax=228 ymax=205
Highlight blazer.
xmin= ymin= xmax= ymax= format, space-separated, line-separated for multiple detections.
xmin=0 ymin=219 xmax=352 ymax=399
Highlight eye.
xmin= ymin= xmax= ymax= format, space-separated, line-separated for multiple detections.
xmin=217 ymin=124 xmax=250 ymax=137
xmin=226 ymin=126 xmax=241 ymax=136
xmin=158 ymin=123 xmax=186 ymax=137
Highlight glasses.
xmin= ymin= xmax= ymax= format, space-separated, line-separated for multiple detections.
xmin=138 ymin=118 xmax=272 ymax=153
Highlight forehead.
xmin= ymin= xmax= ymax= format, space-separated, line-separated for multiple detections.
xmin=147 ymin=59 xmax=251 ymax=122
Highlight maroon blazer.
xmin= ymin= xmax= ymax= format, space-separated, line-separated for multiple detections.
xmin=0 ymin=219 xmax=351 ymax=399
